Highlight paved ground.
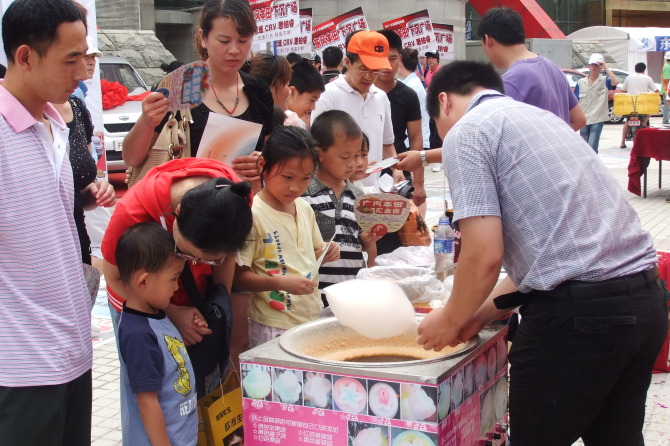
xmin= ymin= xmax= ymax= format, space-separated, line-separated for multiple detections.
xmin=90 ymin=120 xmax=670 ymax=445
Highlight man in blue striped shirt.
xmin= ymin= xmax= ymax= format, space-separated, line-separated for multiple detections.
xmin=417 ymin=61 xmax=668 ymax=446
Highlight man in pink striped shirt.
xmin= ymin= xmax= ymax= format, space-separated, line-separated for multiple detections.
xmin=0 ymin=1 xmax=92 ymax=444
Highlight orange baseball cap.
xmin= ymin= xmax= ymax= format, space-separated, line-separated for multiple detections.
xmin=346 ymin=31 xmax=392 ymax=71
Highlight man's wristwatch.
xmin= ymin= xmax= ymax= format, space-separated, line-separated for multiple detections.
xmin=420 ymin=150 xmax=429 ymax=167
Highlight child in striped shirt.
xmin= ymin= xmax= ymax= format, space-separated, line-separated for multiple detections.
xmin=303 ymin=110 xmax=382 ymax=306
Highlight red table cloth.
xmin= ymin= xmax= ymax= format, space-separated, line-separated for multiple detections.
xmin=627 ymin=127 xmax=670 ymax=196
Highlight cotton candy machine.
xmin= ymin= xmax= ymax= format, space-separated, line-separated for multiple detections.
xmin=240 ymin=316 xmax=509 ymax=446
xmin=278 ymin=317 xmax=478 ymax=367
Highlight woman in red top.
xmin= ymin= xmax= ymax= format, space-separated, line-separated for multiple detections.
xmin=102 ymin=157 xmax=252 ymax=347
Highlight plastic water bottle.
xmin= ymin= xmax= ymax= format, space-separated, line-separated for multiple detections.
xmin=434 ymin=217 xmax=456 ymax=280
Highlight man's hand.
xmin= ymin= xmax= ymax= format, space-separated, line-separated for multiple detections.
xmin=395 ymin=151 xmax=421 ymax=171
xmin=416 ymin=307 xmax=463 ymax=351
xmin=412 ymin=183 xmax=426 ymax=207
xmin=165 ymin=304 xmax=213 ymax=346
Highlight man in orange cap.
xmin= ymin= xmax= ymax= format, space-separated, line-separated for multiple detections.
xmin=312 ymin=30 xmax=401 ymax=190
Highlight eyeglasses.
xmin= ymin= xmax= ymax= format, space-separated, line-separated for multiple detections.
xmin=174 ymin=245 xmax=225 ymax=266
xmin=356 ymin=66 xmax=388 ymax=78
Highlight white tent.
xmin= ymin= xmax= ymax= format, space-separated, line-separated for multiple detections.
xmin=567 ymin=26 xmax=670 ymax=82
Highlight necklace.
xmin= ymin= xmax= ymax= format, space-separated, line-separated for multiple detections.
xmin=211 ymin=72 xmax=240 ymax=115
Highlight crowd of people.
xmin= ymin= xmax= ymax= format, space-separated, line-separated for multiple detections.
xmin=1 ymin=0 xmax=668 ymax=445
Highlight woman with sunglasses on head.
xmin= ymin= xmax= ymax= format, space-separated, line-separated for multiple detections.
xmin=122 ymin=0 xmax=274 ymax=185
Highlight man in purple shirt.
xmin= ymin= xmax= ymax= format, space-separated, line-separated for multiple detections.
xmin=478 ymin=7 xmax=586 ymax=131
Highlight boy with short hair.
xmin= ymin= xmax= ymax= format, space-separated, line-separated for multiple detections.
xmin=303 ymin=110 xmax=381 ymax=304
xmin=286 ymin=61 xmax=326 ymax=130
xmin=117 ymin=222 xmax=198 ymax=446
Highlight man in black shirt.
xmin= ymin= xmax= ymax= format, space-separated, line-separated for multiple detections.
xmin=373 ymin=29 xmax=425 ymax=255
xmin=321 ymin=46 xmax=343 ymax=84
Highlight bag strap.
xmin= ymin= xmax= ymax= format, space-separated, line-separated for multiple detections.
xmin=180 ymin=262 xmax=206 ymax=314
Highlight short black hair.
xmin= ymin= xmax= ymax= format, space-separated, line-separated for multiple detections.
xmin=290 ymin=61 xmax=325 ymax=93
xmin=400 ymin=48 xmax=419 ymax=72
xmin=177 ymin=177 xmax=253 ymax=255
xmin=426 ymin=61 xmax=504 ymax=119
xmin=116 ymin=222 xmax=177 ymax=284
xmin=477 ymin=7 xmax=525 ymax=46
xmin=286 ymin=52 xmax=303 ymax=65
xmin=0 ymin=64 xmax=6 ymax=78
xmin=2 ymin=0 xmax=85 ymax=63
xmin=260 ymin=126 xmax=319 ymax=184
xmin=635 ymin=62 xmax=647 ymax=73
xmin=377 ymin=29 xmax=402 ymax=53
xmin=345 ymin=31 xmax=362 ymax=64
xmin=322 ymin=46 xmax=343 ymax=69
xmin=161 ymin=60 xmax=184 ymax=74
xmin=311 ymin=110 xmax=362 ymax=151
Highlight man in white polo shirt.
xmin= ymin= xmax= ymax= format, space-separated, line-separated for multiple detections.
xmin=312 ymin=30 xmax=398 ymax=190
xmin=0 ymin=0 xmax=93 ymax=444
xmin=619 ymin=62 xmax=659 ymax=148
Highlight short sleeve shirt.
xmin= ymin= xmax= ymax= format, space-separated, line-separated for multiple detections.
xmin=444 ymin=90 xmax=656 ymax=293
xmin=302 ymin=177 xmax=365 ymax=290
xmin=502 ymin=56 xmax=578 ymax=125
xmin=621 ymin=73 xmax=657 ymax=95
xmin=240 ymin=196 xmax=324 ymax=329
xmin=119 ymin=307 xmax=197 ymax=446
xmin=387 ymin=81 xmax=422 ymax=154
xmin=312 ymin=76 xmax=394 ymax=189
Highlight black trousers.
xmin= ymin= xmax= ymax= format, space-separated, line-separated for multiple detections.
xmin=508 ymin=270 xmax=668 ymax=446
xmin=0 ymin=369 xmax=92 ymax=446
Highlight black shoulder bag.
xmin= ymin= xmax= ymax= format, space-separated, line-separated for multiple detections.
xmin=180 ymin=263 xmax=233 ymax=397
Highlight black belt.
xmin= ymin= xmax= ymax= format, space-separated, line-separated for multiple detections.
xmin=494 ymin=267 xmax=660 ymax=310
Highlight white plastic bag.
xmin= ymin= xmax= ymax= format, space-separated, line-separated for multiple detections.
xmin=324 ymin=279 xmax=417 ymax=339
xmin=375 ymin=246 xmax=435 ymax=268
xmin=357 ymin=266 xmax=446 ymax=303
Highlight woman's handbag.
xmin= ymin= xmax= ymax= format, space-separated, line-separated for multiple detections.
xmin=125 ymin=109 xmax=192 ymax=187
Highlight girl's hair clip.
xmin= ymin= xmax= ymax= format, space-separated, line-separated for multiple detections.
xmin=215 ymin=183 xmax=230 ymax=189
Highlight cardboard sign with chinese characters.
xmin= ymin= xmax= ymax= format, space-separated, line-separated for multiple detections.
xmin=312 ymin=7 xmax=368 ymax=57
xmin=432 ymin=23 xmax=455 ymax=61
xmin=276 ymin=8 xmax=312 ymax=55
xmin=250 ymin=0 xmax=301 ymax=43
xmin=382 ymin=10 xmax=437 ymax=54
xmin=354 ymin=193 xmax=411 ymax=237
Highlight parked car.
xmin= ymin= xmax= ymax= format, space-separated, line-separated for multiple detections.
xmin=99 ymin=55 xmax=148 ymax=173
xmin=574 ymin=68 xmax=662 ymax=123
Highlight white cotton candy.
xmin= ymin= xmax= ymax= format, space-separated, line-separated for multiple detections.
xmin=324 ymin=279 xmax=417 ymax=339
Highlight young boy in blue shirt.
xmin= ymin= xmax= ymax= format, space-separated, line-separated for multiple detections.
xmin=303 ymin=110 xmax=381 ymax=305
xmin=116 ymin=222 xmax=198 ymax=446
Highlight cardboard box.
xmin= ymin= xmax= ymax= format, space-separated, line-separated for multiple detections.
xmin=613 ymin=93 xmax=660 ymax=116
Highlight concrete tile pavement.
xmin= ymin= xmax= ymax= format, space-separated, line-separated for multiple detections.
xmin=91 ymin=120 xmax=670 ymax=445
